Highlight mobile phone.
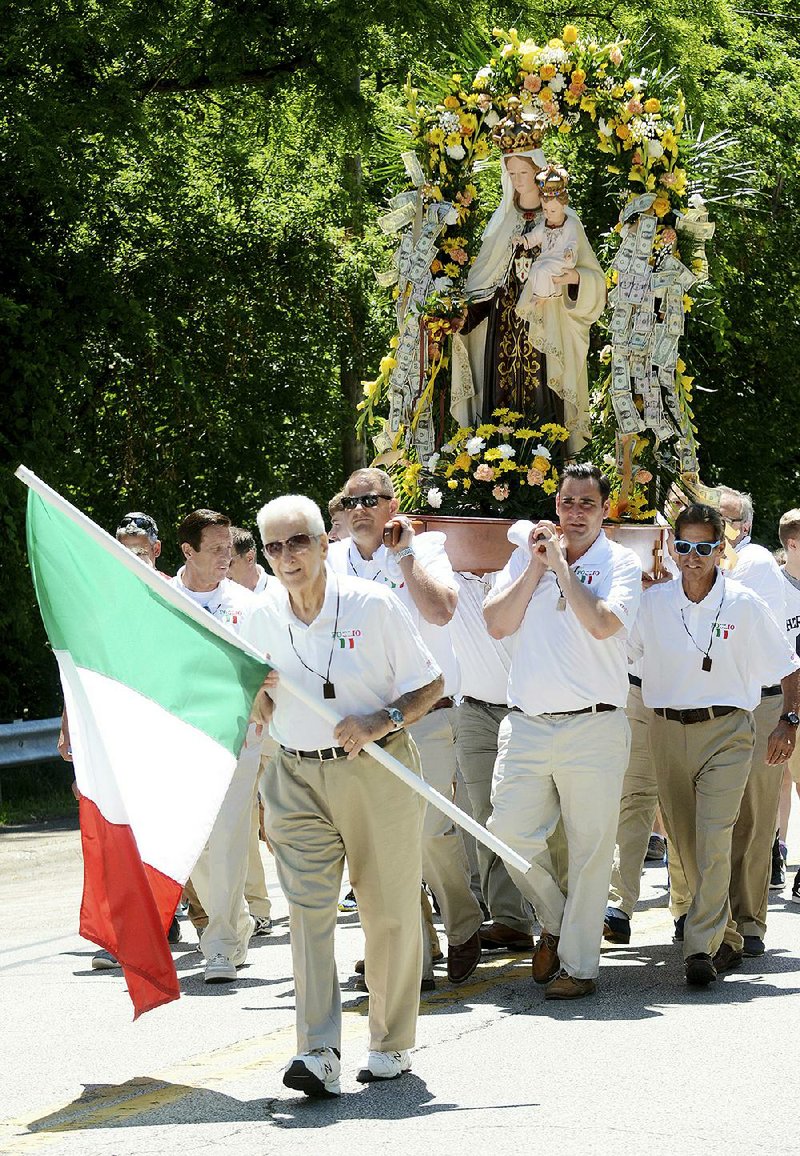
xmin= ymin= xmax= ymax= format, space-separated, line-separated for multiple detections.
xmin=383 ymin=520 xmax=403 ymax=548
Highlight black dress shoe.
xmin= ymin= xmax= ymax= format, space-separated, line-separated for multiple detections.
xmin=713 ymin=943 xmax=744 ymax=972
xmin=602 ymin=907 xmax=631 ymax=944
xmin=447 ymin=931 xmax=482 ymax=984
xmin=674 ymin=914 xmax=686 ymax=942
xmin=742 ymin=935 xmax=764 ymax=957
xmin=685 ymin=953 xmax=717 ymax=986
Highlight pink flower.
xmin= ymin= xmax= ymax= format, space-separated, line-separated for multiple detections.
xmin=609 ymin=46 xmax=623 ymax=66
xmin=524 ymin=74 xmax=542 ymax=93
xmin=478 ymin=94 xmax=492 ymax=110
xmin=527 ymin=467 xmax=545 ymax=486
xmin=632 ymin=150 xmax=643 ymax=165
xmin=474 ymin=464 xmax=496 ymax=482
xmin=569 ymin=82 xmax=586 ymax=97
xmin=492 ymin=484 xmax=510 ymax=501
xmin=497 ymin=424 xmax=514 ymax=436
xmin=626 ymin=99 xmax=642 ymax=115
xmin=451 ymin=247 xmax=469 ymax=265
xmin=661 ymin=227 xmax=677 ymax=245
xmin=661 ymin=172 xmax=677 ymax=187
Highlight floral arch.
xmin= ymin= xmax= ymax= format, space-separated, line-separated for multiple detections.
xmin=358 ymin=25 xmax=715 ymax=520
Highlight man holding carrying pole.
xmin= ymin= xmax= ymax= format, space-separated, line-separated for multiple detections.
xmin=242 ymin=494 xmax=444 ymax=1096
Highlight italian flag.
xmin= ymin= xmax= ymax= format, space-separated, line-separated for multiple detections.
xmin=18 ymin=468 xmax=269 ymax=1018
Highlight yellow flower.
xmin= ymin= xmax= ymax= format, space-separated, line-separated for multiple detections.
xmin=446 ymin=131 xmax=462 ymax=148
xmin=445 ymin=262 xmax=459 ymax=278
xmin=683 ymin=294 xmax=693 ymax=312
xmin=558 ymin=122 xmax=571 ymax=133
xmin=379 ymin=355 xmax=397 ymax=377
xmin=484 ymin=448 xmax=503 ymax=461
xmin=571 ymin=68 xmax=586 ymax=84
xmin=548 ymin=38 xmax=564 ymax=49
xmin=505 ymin=410 xmax=524 ymax=421
xmin=447 ymin=479 xmax=458 ymax=489
xmin=562 ymin=25 xmax=579 ymax=44
xmin=462 ymin=478 xmax=472 ymax=491
xmin=473 ymin=137 xmax=490 ymax=159
xmin=644 ymin=98 xmax=661 ymax=114
xmin=611 ymin=85 xmax=624 ymax=99
xmin=539 ymin=87 xmax=554 ymax=102
xmin=513 ymin=427 xmax=539 ymax=439
xmin=521 ymin=52 xmax=536 ymax=72
xmin=428 ymin=127 xmax=444 ymax=145
xmin=540 ymin=63 xmax=556 ymax=80
xmin=565 ymin=90 xmax=580 ymax=106
xmin=652 ymin=195 xmax=671 ymax=217
xmin=533 ymin=455 xmax=550 ymax=473
xmin=661 ymin=128 xmax=678 ymax=154
xmin=444 ymin=95 xmax=461 ymax=110
xmin=453 ymin=452 xmax=472 ymax=471
xmin=615 ymin=124 xmax=631 ymax=140
xmin=580 ymin=96 xmax=597 ymax=118
xmin=475 ymin=423 xmax=497 ymax=437
xmin=542 ymin=478 xmax=557 ymax=494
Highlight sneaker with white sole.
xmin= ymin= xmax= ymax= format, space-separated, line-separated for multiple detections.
xmin=91 ymin=949 xmax=119 ymax=970
xmin=252 ymin=916 xmax=273 ymax=936
xmin=356 ymin=1049 xmax=411 ymax=1083
xmin=204 ymin=953 xmax=237 ymax=983
xmin=283 ymin=1047 xmax=341 ymax=1097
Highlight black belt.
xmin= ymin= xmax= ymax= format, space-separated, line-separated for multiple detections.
xmin=281 ymin=734 xmax=393 ymax=761
xmin=654 ymin=705 xmax=739 ymax=725
xmin=511 ymin=703 xmax=617 ymax=718
xmin=628 ymin=674 xmax=642 ymax=688
xmin=762 ymin=685 xmax=782 ymax=698
xmin=431 ymin=696 xmax=455 ymax=712
xmin=461 ymin=695 xmax=508 ymax=710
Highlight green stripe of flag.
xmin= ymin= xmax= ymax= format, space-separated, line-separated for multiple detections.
xmin=26 ymin=489 xmax=268 ymax=755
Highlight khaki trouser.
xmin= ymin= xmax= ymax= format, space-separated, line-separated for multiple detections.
xmin=488 ymin=709 xmax=630 ymax=980
xmin=650 ymin=709 xmax=755 ymax=959
xmin=608 ymin=685 xmax=689 ymax=918
xmin=192 ymin=734 xmax=261 ymax=963
xmin=263 ymin=732 xmax=425 ymax=1055
xmin=729 ymin=692 xmax=785 ymax=938
xmin=409 ymin=708 xmax=484 ymax=947
xmin=185 ymin=794 xmax=270 ymax=929
xmin=456 ymin=699 xmax=534 ymax=933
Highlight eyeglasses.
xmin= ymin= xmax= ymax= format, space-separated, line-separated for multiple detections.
xmin=340 ymin=493 xmax=391 ymax=511
xmin=262 ymin=533 xmax=315 ymax=559
xmin=118 ymin=513 xmax=158 ymax=537
xmin=674 ymin=539 xmax=721 ymax=557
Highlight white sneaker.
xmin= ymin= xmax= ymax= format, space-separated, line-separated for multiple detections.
xmin=204 ymin=953 xmax=237 ymax=983
xmin=356 ymin=1049 xmax=412 ymax=1083
xmin=282 ymin=1047 xmax=341 ymax=1097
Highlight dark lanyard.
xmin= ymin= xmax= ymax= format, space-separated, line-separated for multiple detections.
xmin=287 ymin=580 xmax=341 ymax=699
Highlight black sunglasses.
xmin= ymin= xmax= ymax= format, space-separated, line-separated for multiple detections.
xmin=118 ymin=513 xmax=158 ymax=536
xmin=262 ymin=533 xmax=315 ymax=558
xmin=340 ymin=493 xmax=391 ymax=510
xmin=673 ymin=539 xmax=721 ymax=557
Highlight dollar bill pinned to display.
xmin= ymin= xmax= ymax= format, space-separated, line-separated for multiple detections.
xmin=612 ymin=391 xmax=645 ymax=435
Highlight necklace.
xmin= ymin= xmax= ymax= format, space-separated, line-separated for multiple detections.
xmin=679 ymin=578 xmax=724 ymax=672
xmin=348 ymin=543 xmax=382 ymax=583
xmin=287 ymin=579 xmax=341 ymax=699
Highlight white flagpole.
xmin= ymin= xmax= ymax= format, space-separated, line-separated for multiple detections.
xmin=16 ymin=465 xmax=532 ymax=875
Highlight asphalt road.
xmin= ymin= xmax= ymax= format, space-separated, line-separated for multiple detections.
xmin=2 ymin=813 xmax=800 ymax=1156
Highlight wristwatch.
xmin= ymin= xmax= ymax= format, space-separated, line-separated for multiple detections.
xmin=780 ymin=711 xmax=800 ymax=726
xmin=384 ymin=706 xmax=405 ymax=730
xmin=394 ymin=545 xmax=415 ymax=563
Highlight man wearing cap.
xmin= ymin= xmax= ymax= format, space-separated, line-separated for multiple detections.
xmin=327 ymin=468 xmax=485 ymax=985
xmin=171 ymin=508 xmax=261 ymax=983
xmin=242 ymin=494 xmax=443 ymax=1095
xmin=484 ymin=462 xmax=641 ymax=1000
xmin=630 ymin=502 xmax=799 ymax=986
xmin=718 ymin=486 xmax=788 ymax=957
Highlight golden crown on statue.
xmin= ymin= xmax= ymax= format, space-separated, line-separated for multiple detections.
xmin=535 ymin=163 xmax=570 ymax=199
xmin=491 ymin=96 xmax=549 ymax=153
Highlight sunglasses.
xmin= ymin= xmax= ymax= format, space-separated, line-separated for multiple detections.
xmin=262 ymin=533 xmax=315 ymax=559
xmin=118 ymin=514 xmax=158 ymax=536
xmin=673 ymin=539 xmax=721 ymax=557
xmin=340 ymin=493 xmax=391 ymax=511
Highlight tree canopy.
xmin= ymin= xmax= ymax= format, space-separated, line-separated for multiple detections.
xmin=2 ymin=0 xmax=799 ymax=718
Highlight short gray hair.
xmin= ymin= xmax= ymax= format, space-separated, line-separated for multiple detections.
xmin=256 ymin=495 xmax=325 ymax=542
xmin=718 ymin=485 xmax=754 ymax=531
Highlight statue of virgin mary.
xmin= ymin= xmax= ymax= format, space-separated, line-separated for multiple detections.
xmin=450 ymin=99 xmax=606 ymax=454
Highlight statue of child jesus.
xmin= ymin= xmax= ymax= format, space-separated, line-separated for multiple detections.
xmin=518 ymin=165 xmax=578 ymax=301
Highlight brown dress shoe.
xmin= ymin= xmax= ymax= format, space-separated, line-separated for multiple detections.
xmin=447 ymin=931 xmax=482 ymax=984
xmin=712 ymin=943 xmax=743 ymax=973
xmin=545 ymin=969 xmax=597 ymax=1000
xmin=532 ymin=931 xmax=560 ymax=985
xmin=479 ymin=922 xmax=535 ymax=952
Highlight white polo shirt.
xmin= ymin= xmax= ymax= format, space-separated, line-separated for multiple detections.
xmin=783 ymin=570 xmax=800 ymax=657
xmin=629 ymin=571 xmax=799 ymax=711
xmin=731 ymin=538 xmax=785 ymax=624
xmin=492 ymin=530 xmax=642 ymax=714
xmin=170 ymin=569 xmax=255 ymax=635
xmin=327 ymin=534 xmax=460 ymax=697
xmin=240 ymin=571 xmax=442 ymax=751
xmin=450 ymin=571 xmax=515 ymax=705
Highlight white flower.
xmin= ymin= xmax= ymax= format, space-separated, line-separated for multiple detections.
xmin=446 ymin=144 xmax=466 ymax=161
xmin=425 ymin=452 xmax=441 ymax=471
xmin=445 ymin=206 xmax=459 ymax=225
xmin=465 ymin=436 xmax=486 ymax=456
xmin=646 ymin=139 xmax=664 ymax=159
xmin=441 ymin=442 xmax=455 ymax=454
xmin=432 ymin=276 xmax=452 ymax=292
xmin=688 ymin=192 xmax=706 ymax=209
xmin=598 ymin=117 xmax=613 ymax=137
xmin=426 ymin=487 xmax=443 ymax=509
xmin=498 ymin=443 xmax=516 ymax=459
xmin=475 ymin=66 xmax=492 ymax=81
xmin=628 ymin=76 xmax=645 ymax=92
xmin=549 ymin=73 xmax=566 ymax=93
xmin=484 ymin=109 xmax=500 ymax=128
xmin=602 ymin=452 xmax=616 ymax=468
xmin=533 ymin=443 xmax=552 ymax=460
xmin=439 ymin=111 xmax=461 ymax=133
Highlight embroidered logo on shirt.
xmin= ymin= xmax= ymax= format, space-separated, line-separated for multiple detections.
xmin=575 ymin=568 xmax=601 ymax=585
xmin=333 ymin=629 xmax=362 ymax=649
xmin=713 ymin=623 xmax=736 ymax=639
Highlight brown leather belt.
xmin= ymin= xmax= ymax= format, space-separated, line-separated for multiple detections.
xmin=654 ymin=705 xmax=739 ymax=725
xmin=431 ymin=696 xmax=455 ymax=712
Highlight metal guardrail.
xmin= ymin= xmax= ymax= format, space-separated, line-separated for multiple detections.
xmin=0 ymin=718 xmax=61 ymax=768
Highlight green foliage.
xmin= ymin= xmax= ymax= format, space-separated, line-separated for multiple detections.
xmin=3 ymin=0 xmax=800 ymax=718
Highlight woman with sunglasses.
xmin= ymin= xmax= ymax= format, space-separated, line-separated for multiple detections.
xmin=629 ymin=502 xmax=800 ymax=987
